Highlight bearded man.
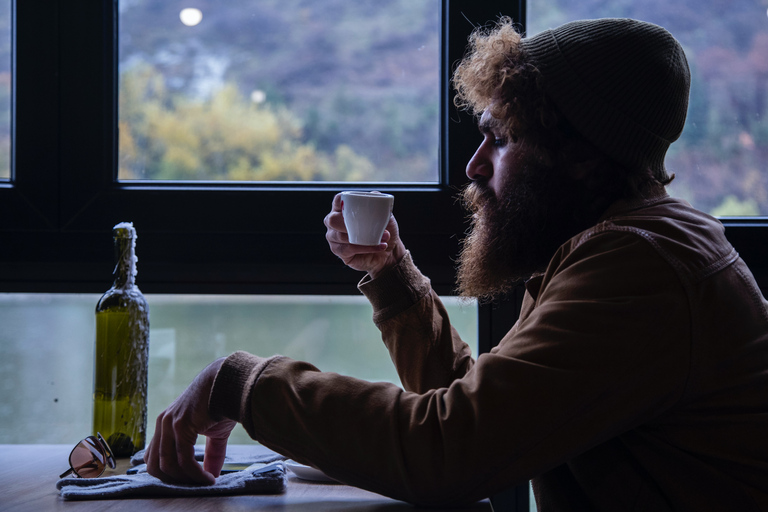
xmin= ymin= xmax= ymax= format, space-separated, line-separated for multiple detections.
xmin=145 ymin=17 xmax=768 ymax=510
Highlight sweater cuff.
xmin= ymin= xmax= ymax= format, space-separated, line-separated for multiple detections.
xmin=358 ymin=251 xmax=432 ymax=324
xmin=209 ymin=351 xmax=277 ymax=423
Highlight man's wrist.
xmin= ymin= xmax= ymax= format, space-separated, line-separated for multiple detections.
xmin=358 ymin=251 xmax=432 ymax=324
xmin=208 ymin=351 xmax=267 ymax=422
xmin=368 ymin=241 xmax=407 ymax=280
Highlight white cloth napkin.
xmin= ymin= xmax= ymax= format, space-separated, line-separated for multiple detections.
xmin=128 ymin=444 xmax=287 ymax=474
xmin=130 ymin=444 xmax=286 ymax=466
xmin=56 ymin=461 xmax=286 ymax=500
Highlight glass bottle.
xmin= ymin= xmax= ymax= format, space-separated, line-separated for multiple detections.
xmin=93 ymin=222 xmax=150 ymax=457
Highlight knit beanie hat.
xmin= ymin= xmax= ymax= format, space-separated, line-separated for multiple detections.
xmin=520 ymin=18 xmax=691 ymax=173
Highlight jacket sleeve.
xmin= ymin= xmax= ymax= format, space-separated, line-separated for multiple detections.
xmin=208 ymin=231 xmax=691 ymax=507
xmin=357 ymin=251 xmax=476 ymax=393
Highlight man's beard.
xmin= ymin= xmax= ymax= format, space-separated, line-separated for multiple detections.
xmin=456 ymin=158 xmax=600 ymax=303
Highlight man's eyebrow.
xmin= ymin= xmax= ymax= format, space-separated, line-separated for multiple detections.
xmin=478 ymin=115 xmax=503 ymax=134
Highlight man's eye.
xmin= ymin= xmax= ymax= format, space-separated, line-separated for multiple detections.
xmin=493 ymin=137 xmax=508 ymax=147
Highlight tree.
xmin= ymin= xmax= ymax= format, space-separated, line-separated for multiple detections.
xmin=119 ymin=64 xmax=375 ymax=182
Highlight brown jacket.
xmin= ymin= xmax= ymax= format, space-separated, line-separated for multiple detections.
xmin=210 ymin=194 xmax=768 ymax=510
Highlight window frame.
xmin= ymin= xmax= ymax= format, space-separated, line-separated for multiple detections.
xmin=0 ymin=0 xmax=517 ymax=295
xmin=5 ymin=1 xmax=765 ymax=296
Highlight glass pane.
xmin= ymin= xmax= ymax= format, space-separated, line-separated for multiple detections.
xmin=0 ymin=293 xmax=477 ymax=444
xmin=527 ymin=0 xmax=768 ymax=217
xmin=118 ymin=1 xmax=440 ymax=183
xmin=0 ymin=0 xmax=9 ymax=180
xmin=530 ymin=482 xmax=536 ymax=511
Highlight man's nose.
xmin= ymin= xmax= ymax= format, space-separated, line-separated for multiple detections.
xmin=466 ymin=145 xmax=492 ymax=181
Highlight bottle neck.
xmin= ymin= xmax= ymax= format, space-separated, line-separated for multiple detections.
xmin=113 ymin=235 xmax=137 ymax=289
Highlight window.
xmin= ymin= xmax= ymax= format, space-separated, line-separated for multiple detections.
xmin=2 ymin=0 xmax=498 ymax=444
xmin=528 ymin=0 xmax=768 ymax=217
xmin=2 ymin=0 xmax=497 ymax=453
xmin=0 ymin=293 xmax=477 ymax=444
xmin=3 ymin=0 xmax=502 ymax=293
xmin=2 ymin=2 xmax=765 ymax=309
xmin=119 ymin=1 xmax=441 ymax=183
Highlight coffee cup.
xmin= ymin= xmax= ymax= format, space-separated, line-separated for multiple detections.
xmin=340 ymin=191 xmax=395 ymax=246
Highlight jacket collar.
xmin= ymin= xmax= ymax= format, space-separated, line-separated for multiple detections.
xmin=598 ymin=187 xmax=670 ymax=223
xmin=523 ymin=187 xmax=672 ymax=301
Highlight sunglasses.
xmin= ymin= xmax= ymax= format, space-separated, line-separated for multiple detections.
xmin=59 ymin=433 xmax=116 ymax=479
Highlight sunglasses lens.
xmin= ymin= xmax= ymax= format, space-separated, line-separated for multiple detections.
xmin=69 ymin=437 xmax=106 ymax=478
xmin=97 ymin=432 xmax=116 ymax=469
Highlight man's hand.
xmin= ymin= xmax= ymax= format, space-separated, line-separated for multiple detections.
xmin=144 ymin=358 xmax=237 ymax=485
xmin=324 ymin=193 xmax=407 ymax=279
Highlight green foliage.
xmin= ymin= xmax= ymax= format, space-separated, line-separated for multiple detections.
xmin=118 ymin=0 xmax=440 ymax=182
xmin=710 ymin=195 xmax=760 ymax=216
xmin=119 ymin=65 xmax=375 ymax=181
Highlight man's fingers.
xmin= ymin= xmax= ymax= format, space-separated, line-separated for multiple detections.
xmin=150 ymin=411 xmax=214 ymax=485
xmin=332 ymin=192 xmax=343 ymax=211
xmin=144 ymin=413 xmax=166 ymax=477
xmin=327 ymin=227 xmax=389 ymax=248
xmin=329 ymin=240 xmax=387 ymax=262
xmin=156 ymin=412 xmax=178 ymax=477
xmin=143 ymin=423 xmax=158 ymax=471
xmin=144 ymin=358 xmax=228 ymax=486
xmin=175 ymin=437 xmax=215 ymax=485
xmin=324 ymin=209 xmax=347 ymax=234
xmin=203 ymin=435 xmax=230 ymax=477
xmin=325 ymin=222 xmax=349 ymax=245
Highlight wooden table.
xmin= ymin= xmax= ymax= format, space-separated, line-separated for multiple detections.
xmin=0 ymin=445 xmax=492 ymax=511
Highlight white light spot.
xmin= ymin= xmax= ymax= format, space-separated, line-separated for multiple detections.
xmin=250 ymin=90 xmax=267 ymax=104
xmin=180 ymin=8 xmax=203 ymax=27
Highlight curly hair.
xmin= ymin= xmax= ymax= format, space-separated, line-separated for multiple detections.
xmin=452 ymin=17 xmax=570 ymax=160
xmin=452 ymin=17 xmax=673 ymax=195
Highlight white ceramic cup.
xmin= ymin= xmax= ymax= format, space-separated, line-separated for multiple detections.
xmin=341 ymin=191 xmax=395 ymax=246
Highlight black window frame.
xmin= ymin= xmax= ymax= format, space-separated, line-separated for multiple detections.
xmin=5 ymin=1 xmax=765 ymax=295
xmin=0 ymin=0 xmax=525 ymax=296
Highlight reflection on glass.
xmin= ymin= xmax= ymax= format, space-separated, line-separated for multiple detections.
xmin=528 ymin=0 xmax=768 ymax=216
xmin=118 ymin=1 xmax=440 ymax=183
xmin=0 ymin=0 xmax=9 ymax=180
xmin=0 ymin=293 xmax=476 ymax=444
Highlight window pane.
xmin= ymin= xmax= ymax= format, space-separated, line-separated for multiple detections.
xmin=0 ymin=0 xmax=9 ymax=181
xmin=528 ymin=0 xmax=768 ymax=216
xmin=118 ymin=1 xmax=440 ymax=183
xmin=0 ymin=293 xmax=477 ymax=443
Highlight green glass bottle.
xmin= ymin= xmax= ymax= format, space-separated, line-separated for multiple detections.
xmin=93 ymin=222 xmax=150 ymax=457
